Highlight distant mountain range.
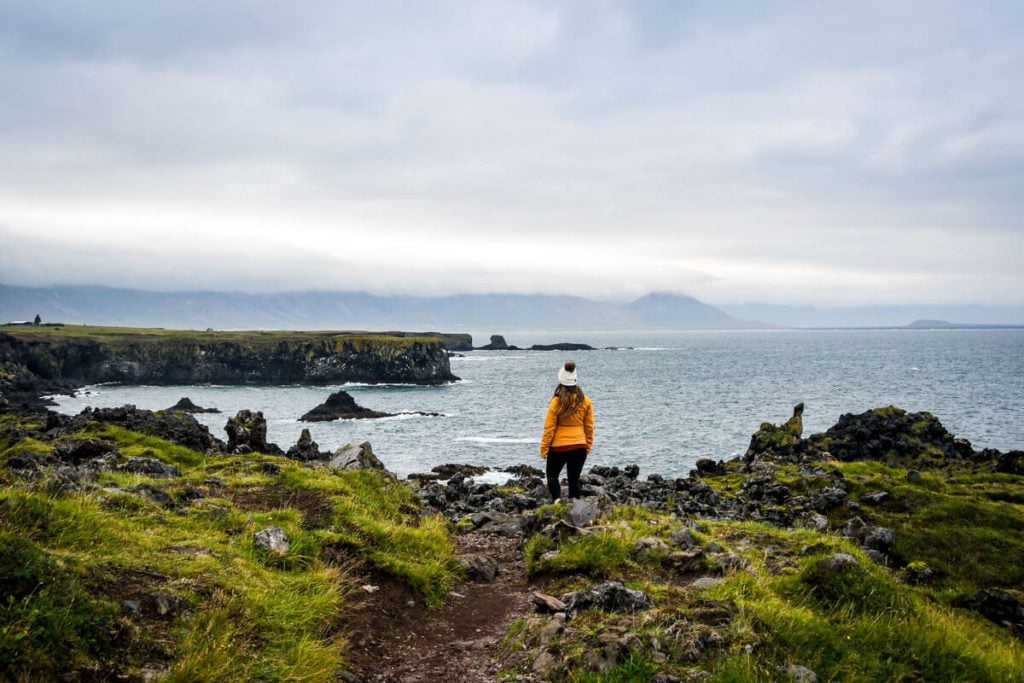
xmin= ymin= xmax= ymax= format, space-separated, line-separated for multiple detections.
xmin=0 ymin=285 xmax=759 ymax=331
xmin=1 ymin=284 xmax=1021 ymax=331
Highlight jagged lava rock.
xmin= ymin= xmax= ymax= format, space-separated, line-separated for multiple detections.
xmin=226 ymin=410 xmax=282 ymax=455
xmin=286 ymin=428 xmax=323 ymax=460
xmin=64 ymin=405 xmax=224 ymax=454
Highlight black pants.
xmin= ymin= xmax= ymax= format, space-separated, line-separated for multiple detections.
xmin=546 ymin=448 xmax=587 ymax=501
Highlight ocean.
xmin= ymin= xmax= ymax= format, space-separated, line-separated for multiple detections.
xmin=48 ymin=329 xmax=1024 ymax=479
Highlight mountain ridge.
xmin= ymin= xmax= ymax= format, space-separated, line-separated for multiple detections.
xmin=0 ymin=283 xmax=763 ymax=331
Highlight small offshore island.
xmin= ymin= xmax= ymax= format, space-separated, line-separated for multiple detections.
xmin=1 ymin=325 xmax=1022 ymax=682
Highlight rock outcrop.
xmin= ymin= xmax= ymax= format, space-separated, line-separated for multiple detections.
xmin=477 ymin=335 xmax=511 ymax=350
xmin=285 ymin=428 xmax=325 ymax=461
xmin=529 ymin=342 xmax=595 ymax=351
xmin=61 ymin=405 xmax=224 ymax=454
xmin=225 ymin=410 xmax=282 ymax=455
xmin=166 ymin=397 xmax=220 ymax=413
xmin=300 ymin=391 xmax=392 ymax=421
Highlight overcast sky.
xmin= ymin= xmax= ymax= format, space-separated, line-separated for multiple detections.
xmin=1 ymin=1 xmax=1022 ymax=305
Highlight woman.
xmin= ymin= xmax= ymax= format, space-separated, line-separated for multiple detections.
xmin=540 ymin=360 xmax=594 ymax=502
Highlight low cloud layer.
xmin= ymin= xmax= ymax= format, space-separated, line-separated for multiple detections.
xmin=1 ymin=2 xmax=1021 ymax=304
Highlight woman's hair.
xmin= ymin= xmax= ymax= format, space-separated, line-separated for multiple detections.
xmin=553 ymin=361 xmax=584 ymax=417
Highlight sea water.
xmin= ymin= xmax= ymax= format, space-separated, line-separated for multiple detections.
xmin=48 ymin=329 xmax=1024 ymax=478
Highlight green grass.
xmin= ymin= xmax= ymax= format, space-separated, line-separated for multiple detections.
xmin=513 ymin=505 xmax=1024 ymax=682
xmin=0 ymin=323 xmax=448 ymax=348
xmin=830 ymin=460 xmax=1024 ymax=593
xmin=0 ymin=423 xmax=459 ymax=681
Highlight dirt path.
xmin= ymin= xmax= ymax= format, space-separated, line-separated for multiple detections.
xmin=343 ymin=529 xmax=536 ymax=682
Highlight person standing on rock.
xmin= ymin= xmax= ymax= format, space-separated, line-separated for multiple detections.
xmin=540 ymin=360 xmax=594 ymax=502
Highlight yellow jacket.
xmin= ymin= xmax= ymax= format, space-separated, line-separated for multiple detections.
xmin=540 ymin=395 xmax=594 ymax=458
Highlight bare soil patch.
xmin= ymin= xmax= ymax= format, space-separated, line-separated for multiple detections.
xmin=342 ymin=530 xmax=538 ymax=682
xmin=226 ymin=483 xmax=335 ymax=529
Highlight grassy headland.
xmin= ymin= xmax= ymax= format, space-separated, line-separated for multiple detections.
xmin=0 ymin=324 xmax=465 ymax=402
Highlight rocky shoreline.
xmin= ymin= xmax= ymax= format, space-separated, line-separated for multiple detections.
xmin=0 ymin=327 xmax=462 ymax=405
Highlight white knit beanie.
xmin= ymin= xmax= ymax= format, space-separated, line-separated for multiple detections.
xmin=557 ymin=364 xmax=578 ymax=386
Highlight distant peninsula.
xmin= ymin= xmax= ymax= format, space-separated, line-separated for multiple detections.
xmin=0 ymin=325 xmax=463 ymax=404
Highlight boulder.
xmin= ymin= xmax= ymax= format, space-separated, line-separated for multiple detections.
xmin=562 ymin=581 xmax=652 ymax=617
xmin=457 ymin=553 xmax=499 ymax=582
xmin=254 ymin=526 xmax=290 ymax=555
xmin=120 ymin=457 xmax=180 ymax=478
xmin=329 ymin=442 xmax=393 ymax=477
xmin=299 ymin=391 xmax=392 ymax=422
xmin=780 ymin=664 xmax=819 ymax=682
xmin=566 ymin=498 xmax=601 ymax=527
xmin=864 ymin=527 xmax=895 ymax=555
xmin=817 ymin=553 xmax=859 ymax=573
xmin=861 ymin=491 xmax=891 ymax=506
xmin=286 ymin=428 xmax=323 ymax=461
xmin=532 ymin=591 xmax=567 ymax=613
xmin=432 ymin=463 xmax=489 ymax=478
xmin=952 ymin=589 xmax=1024 ymax=635
xmin=693 ymin=458 xmax=725 ymax=476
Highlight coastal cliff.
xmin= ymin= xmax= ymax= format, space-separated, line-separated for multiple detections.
xmin=0 ymin=326 xmax=462 ymax=400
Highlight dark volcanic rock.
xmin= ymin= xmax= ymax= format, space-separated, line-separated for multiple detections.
xmin=0 ymin=332 xmax=459 ymax=398
xmin=953 ymin=589 xmax=1024 ymax=636
xmin=478 ymin=335 xmax=510 ymax=350
xmin=529 ymin=342 xmax=595 ymax=351
xmin=300 ymin=391 xmax=392 ymax=422
xmin=456 ymin=553 xmax=499 ymax=582
xmin=809 ymin=406 xmax=973 ymax=463
xmin=166 ymin=397 xmax=220 ymax=413
xmin=54 ymin=437 xmax=116 ymax=463
xmin=286 ymin=428 xmax=324 ymax=461
xmin=66 ymin=405 xmax=223 ymax=454
xmin=432 ymin=463 xmax=490 ymax=478
xmin=121 ymin=457 xmax=180 ymax=478
xmin=995 ymin=451 xmax=1024 ymax=475
xmin=746 ymin=403 xmax=804 ymax=462
xmin=225 ymin=410 xmax=282 ymax=455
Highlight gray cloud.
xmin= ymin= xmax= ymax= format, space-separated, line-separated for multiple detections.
xmin=0 ymin=1 xmax=1022 ymax=305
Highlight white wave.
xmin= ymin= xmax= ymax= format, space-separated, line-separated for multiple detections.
xmin=457 ymin=436 xmax=536 ymax=444
xmin=451 ymin=356 xmax=528 ymax=362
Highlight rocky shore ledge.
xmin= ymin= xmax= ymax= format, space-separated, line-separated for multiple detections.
xmin=1 ymin=399 xmax=1021 ymax=682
